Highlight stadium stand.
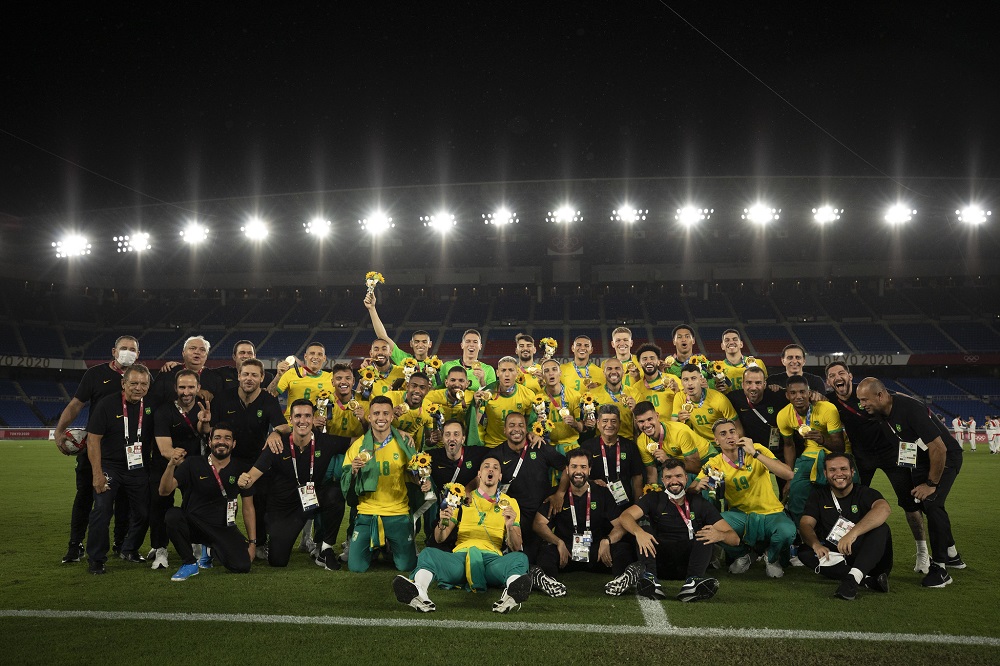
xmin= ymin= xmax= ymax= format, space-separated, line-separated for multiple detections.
xmin=743 ymin=324 xmax=789 ymax=356
xmin=257 ymin=330 xmax=311 ymax=359
xmin=889 ymin=323 xmax=960 ymax=353
xmin=687 ymin=293 xmax=733 ymax=321
xmin=815 ymin=290 xmax=871 ymax=321
xmin=0 ymin=322 xmax=24 ymax=355
xmin=951 ymin=377 xmax=1000 ymax=397
xmin=603 ymin=293 xmax=645 ymax=324
xmin=729 ymin=292 xmax=780 ymax=323
xmin=839 ymin=323 xmax=907 ymax=354
xmin=938 ymin=322 xmax=1000 ymax=352
xmin=491 ymin=292 xmax=533 ymax=324
xmin=0 ymin=401 xmax=44 ymax=427
xmin=533 ymin=295 xmax=566 ymax=322
xmin=20 ymin=325 xmax=67 ymax=357
xmin=898 ymin=378 xmax=966 ymax=396
xmin=769 ymin=286 xmax=817 ymax=321
xmin=791 ymin=324 xmax=852 ymax=355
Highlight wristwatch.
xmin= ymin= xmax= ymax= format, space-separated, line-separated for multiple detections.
xmin=925 ymin=480 xmax=939 ymax=488
xmin=248 ymin=539 xmax=257 ymax=544
xmin=751 ymin=450 xmax=760 ymax=458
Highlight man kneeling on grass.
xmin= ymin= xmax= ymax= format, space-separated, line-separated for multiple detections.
xmin=392 ymin=455 xmax=532 ymax=614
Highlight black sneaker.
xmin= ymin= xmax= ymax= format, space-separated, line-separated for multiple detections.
xmin=119 ymin=550 xmax=146 ymax=563
xmin=921 ymin=563 xmax=953 ymax=588
xmin=112 ymin=542 xmax=122 ymax=557
xmin=834 ymin=575 xmax=858 ymax=600
xmin=62 ymin=543 xmax=84 ymax=564
xmin=88 ymin=562 xmax=106 ymax=575
xmin=529 ymin=565 xmax=566 ymax=598
xmin=862 ymin=572 xmax=890 ymax=593
xmin=315 ymin=548 xmax=341 ymax=571
xmin=945 ymin=554 xmax=966 ymax=569
xmin=677 ymin=577 xmax=719 ymax=603
xmin=636 ymin=573 xmax=666 ymax=600
xmin=605 ymin=562 xmax=644 ymax=596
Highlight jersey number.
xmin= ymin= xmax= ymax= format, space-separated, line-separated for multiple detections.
xmin=730 ymin=476 xmax=749 ymax=491
xmin=381 ymin=461 xmax=391 ymax=476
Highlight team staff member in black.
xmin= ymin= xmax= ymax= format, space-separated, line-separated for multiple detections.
xmin=767 ymin=344 xmax=826 ymax=397
xmin=727 ymin=366 xmax=787 ymax=454
xmin=159 ymin=423 xmax=256 ymax=581
xmin=856 ymin=378 xmax=965 ymax=589
xmin=53 ymin=334 xmax=138 ymax=564
xmin=799 ymin=453 xmax=893 ymax=601
xmin=217 ymin=339 xmax=273 ymax=389
xmin=531 ymin=449 xmax=633 ymax=598
xmin=237 ymin=399 xmax=350 ymax=570
xmin=616 ymin=459 xmax=739 ymax=602
xmin=85 ymin=364 xmax=155 ymax=574
xmin=149 ymin=335 xmax=224 ymax=410
xmin=426 ymin=419 xmax=487 ymax=550
xmin=495 ymin=412 xmax=567 ymax=562
xmin=825 ymin=362 xmax=928 ymax=574
xmin=578 ymin=405 xmax=644 ymax=506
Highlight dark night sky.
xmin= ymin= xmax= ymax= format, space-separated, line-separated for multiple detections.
xmin=3 ymin=2 xmax=999 ymax=220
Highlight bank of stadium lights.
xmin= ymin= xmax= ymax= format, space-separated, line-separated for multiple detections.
xmin=304 ymin=217 xmax=332 ymax=237
xmin=180 ymin=222 xmax=209 ymax=244
xmin=742 ymin=204 xmax=780 ymax=224
xmin=611 ymin=206 xmax=647 ymax=223
xmin=421 ymin=212 xmax=456 ymax=232
xmin=241 ymin=218 xmax=269 ymax=240
xmin=957 ymin=206 xmax=991 ymax=225
xmin=113 ymin=232 xmax=151 ymax=253
xmin=483 ymin=208 xmax=518 ymax=225
xmin=675 ymin=206 xmax=713 ymax=227
xmin=359 ymin=212 xmax=394 ymax=234
xmin=884 ymin=204 xmax=916 ymax=225
xmin=546 ymin=206 xmax=582 ymax=224
xmin=52 ymin=234 xmax=91 ymax=258
xmin=812 ymin=206 xmax=843 ymax=224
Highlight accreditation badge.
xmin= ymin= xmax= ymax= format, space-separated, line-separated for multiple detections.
xmin=298 ymin=481 xmax=319 ymax=510
xmin=499 ymin=483 xmax=511 ymax=495
xmin=825 ymin=516 xmax=856 ymax=546
xmin=126 ymin=443 xmax=144 ymax=470
xmin=226 ymin=499 xmax=238 ymax=527
xmin=571 ymin=530 xmax=592 ymax=562
xmin=768 ymin=427 xmax=781 ymax=450
xmin=897 ymin=441 xmax=918 ymax=468
xmin=608 ymin=480 xmax=629 ymax=504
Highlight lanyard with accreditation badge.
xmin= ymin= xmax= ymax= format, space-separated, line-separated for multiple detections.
xmin=290 ymin=434 xmax=319 ymax=510
xmin=123 ymin=395 xmax=145 ymax=470
xmin=601 ymin=437 xmax=630 ymax=504
xmin=208 ymin=455 xmax=239 ymax=526
xmin=568 ymin=488 xmax=593 ymax=562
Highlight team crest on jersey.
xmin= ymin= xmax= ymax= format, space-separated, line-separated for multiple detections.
xmin=530 ymin=452 xmax=537 ymax=459
xmin=315 ymin=451 xmax=322 ymax=458
xmin=690 ymin=512 xmax=696 ymax=520
xmin=620 ymin=452 xmax=627 ymax=460
xmin=590 ymin=501 xmax=597 ymax=510
xmin=145 ymin=407 xmax=152 ymax=415
xmin=895 ymin=424 xmax=902 ymax=432
xmin=767 ymin=407 xmax=774 ymax=414
xmin=257 ymin=410 xmax=263 ymax=418
xmin=465 ymin=461 xmax=473 ymax=469
xmin=229 ymin=476 xmax=236 ymax=484
xmin=851 ymin=505 xmax=859 ymax=514
xmin=393 ymin=453 xmax=399 ymax=460
xmin=708 ymin=408 xmax=714 ymax=414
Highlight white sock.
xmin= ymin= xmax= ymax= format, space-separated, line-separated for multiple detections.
xmin=849 ymin=568 xmax=863 ymax=584
xmin=505 ymin=574 xmax=521 ymax=588
xmin=947 ymin=545 xmax=958 ymax=558
xmin=414 ymin=569 xmax=433 ymax=601
xmin=915 ymin=540 xmax=928 ymax=555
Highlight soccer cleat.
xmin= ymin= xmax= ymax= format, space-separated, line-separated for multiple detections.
xmin=111 ymin=542 xmax=122 ymax=557
xmin=170 ymin=563 xmax=200 ymax=582
xmin=676 ymin=577 xmax=719 ymax=603
xmin=529 ymin=566 xmax=566 ymax=598
xmin=256 ymin=545 xmax=269 ymax=562
xmin=198 ymin=547 xmax=213 ymax=569
xmin=862 ymin=572 xmax=890 ymax=593
xmin=834 ymin=576 xmax=858 ymax=601
xmin=62 ymin=542 xmax=84 ymax=564
xmin=339 ymin=541 xmax=350 ymax=563
xmin=914 ymin=550 xmax=931 ymax=575
xmin=636 ymin=574 xmax=666 ymax=600
xmin=764 ymin=555 xmax=784 ymax=578
xmin=150 ymin=547 xmax=169 ymax=570
xmin=119 ymin=550 xmax=146 ymax=563
xmin=299 ymin=521 xmax=316 ymax=553
xmin=493 ymin=573 xmax=531 ymax=613
xmin=392 ymin=575 xmax=435 ymax=612
xmin=88 ymin=562 xmax=106 ymax=575
xmin=921 ymin=563 xmax=953 ymax=588
xmin=605 ymin=562 xmax=643 ymax=596
xmin=316 ymin=548 xmax=341 ymax=571
xmin=729 ymin=553 xmax=753 ymax=574
xmin=944 ymin=553 xmax=966 ymax=569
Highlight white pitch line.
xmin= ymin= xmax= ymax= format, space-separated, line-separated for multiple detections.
xmin=1 ymin=609 xmax=999 ymax=647
xmin=638 ymin=596 xmax=672 ymax=630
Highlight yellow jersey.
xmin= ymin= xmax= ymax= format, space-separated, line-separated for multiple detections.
xmin=371 ymin=364 xmax=406 ymax=397
xmin=626 ymin=373 xmax=680 ymax=423
xmin=516 ymin=367 xmax=543 ymax=394
xmin=587 ymin=384 xmax=635 ymax=439
xmin=386 ymin=391 xmax=435 ymax=451
xmin=537 ymin=385 xmax=582 ymax=447
xmin=480 ymin=384 xmax=539 ymax=448
xmin=276 ymin=369 xmax=333 ymax=422
xmin=560 ymin=361 xmax=605 ymax=393
xmin=777 ymin=401 xmax=845 ymax=457
xmin=698 ymin=444 xmax=784 ymax=515
xmin=324 ymin=395 xmax=367 ymax=438
xmin=422 ymin=388 xmax=476 ymax=423
xmin=454 ymin=491 xmax=520 ymax=555
xmin=720 ymin=357 xmax=768 ymax=391
xmin=671 ymin=388 xmax=737 ymax=442
xmin=637 ymin=421 xmax=713 ymax=465
xmin=343 ymin=436 xmax=412 ymax=516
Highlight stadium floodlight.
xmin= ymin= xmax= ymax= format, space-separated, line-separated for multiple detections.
xmin=241 ymin=217 xmax=269 ymax=240
xmin=421 ymin=212 xmax=456 ymax=232
xmin=113 ymin=232 xmax=151 ymax=253
xmin=957 ymin=206 xmax=991 ymax=225
xmin=483 ymin=208 xmax=518 ymax=225
xmin=546 ymin=206 xmax=582 ymax=224
xmin=304 ymin=217 xmax=332 ymax=237
xmin=180 ymin=222 xmax=209 ymax=244
xmin=812 ymin=206 xmax=843 ymax=224
xmin=359 ymin=211 xmax=394 ymax=234
xmin=52 ymin=234 xmax=92 ymax=258
xmin=611 ymin=206 xmax=647 ymax=223
xmin=742 ymin=204 xmax=780 ymax=224
xmin=884 ymin=204 xmax=916 ymax=225
xmin=675 ymin=206 xmax=713 ymax=227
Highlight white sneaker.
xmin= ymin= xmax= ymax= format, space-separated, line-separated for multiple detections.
xmin=492 ymin=573 xmax=531 ymax=613
xmin=789 ymin=555 xmax=804 ymax=567
xmin=339 ymin=541 xmax=350 ymax=563
xmin=150 ymin=547 xmax=169 ymax=570
xmin=392 ymin=576 xmax=436 ymax=613
xmin=764 ymin=556 xmax=784 ymax=578
xmin=914 ymin=550 xmax=931 ymax=575
xmin=299 ymin=520 xmax=316 ymax=553
xmin=729 ymin=553 xmax=753 ymax=574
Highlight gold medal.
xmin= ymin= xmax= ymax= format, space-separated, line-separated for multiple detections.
xmin=683 ymin=402 xmax=695 ymax=413
xmin=357 ymin=450 xmax=372 ymax=464
xmin=347 ymin=399 xmax=360 ymax=411
xmin=559 ymin=407 xmax=570 ymax=419
xmin=498 ymin=498 xmax=510 ymax=509
xmin=646 ymin=442 xmax=659 ymax=454
xmin=798 ymin=424 xmax=812 ymax=436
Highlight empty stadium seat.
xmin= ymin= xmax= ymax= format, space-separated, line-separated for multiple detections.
xmin=898 ymin=378 xmax=966 ymax=396
xmin=951 ymin=377 xmax=1000 ymax=396
xmin=938 ymin=322 xmax=1000 ymax=352
xmin=743 ymin=324 xmax=791 ymax=356
xmin=19 ymin=325 xmax=67 ymax=357
xmin=604 ymin=295 xmax=645 ymax=324
xmin=791 ymin=325 xmax=851 ymax=355
xmin=491 ymin=294 xmax=533 ymax=323
xmin=839 ymin=324 xmax=905 ymax=353
xmin=533 ymin=296 xmax=565 ymax=322
xmin=889 ymin=323 xmax=959 ymax=353
xmin=0 ymin=400 xmax=43 ymax=427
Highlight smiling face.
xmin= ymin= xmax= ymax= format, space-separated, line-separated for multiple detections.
xmin=572 ymin=337 xmax=592 ymax=362
xmin=612 ymin=331 xmax=632 ymax=359
xmin=567 ymin=455 xmax=590 ymax=489
xmin=782 ymin=347 xmax=805 ymax=375
xmin=786 ymin=382 xmax=811 ymax=412
xmin=405 ymin=375 xmax=431 ymax=407
xmin=598 ymin=411 xmax=620 ymax=439
xmin=303 ymin=344 xmax=326 ymax=372
xmin=661 ymin=465 xmax=688 ymax=495
xmin=239 ymin=364 xmax=263 ymax=394
xmin=504 ymin=412 xmax=527 ymax=446
xmin=233 ymin=342 xmax=255 ymax=364
xmin=175 ymin=373 xmax=199 ymax=408
xmin=603 ymin=359 xmax=623 ymax=387
xmin=445 ymin=368 xmax=469 ymax=392
xmin=635 ymin=408 xmax=661 ymax=438
xmin=410 ymin=333 xmax=431 ymax=360
xmin=826 ymin=364 xmax=853 ymax=400
xmin=333 ymin=369 xmax=354 ymax=398
xmin=209 ymin=428 xmax=235 ymax=460
xmin=638 ymin=350 xmax=660 ymax=378
xmin=825 ymin=456 xmax=854 ymax=493
xmin=516 ymin=338 xmax=536 ymax=363
xmin=742 ymin=369 xmax=765 ymax=403
xmin=290 ymin=403 xmax=314 ymax=437
xmin=368 ymin=401 xmax=394 ymax=432
xmin=370 ymin=340 xmax=391 ymax=368
xmin=461 ymin=332 xmax=482 ymax=358
xmin=721 ymin=331 xmax=743 ymax=357
xmin=182 ymin=337 xmax=209 ymax=369
xmin=122 ymin=370 xmax=150 ymax=402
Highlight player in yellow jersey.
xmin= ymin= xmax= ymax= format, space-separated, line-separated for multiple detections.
xmin=560 ymin=335 xmax=605 ymax=392
xmin=392 ymin=454 xmax=531 ymax=613
xmin=386 ymin=372 xmax=436 ymax=451
xmin=605 ymin=326 xmax=640 ymax=387
xmin=475 ymin=356 xmax=539 ymax=448
xmin=693 ymin=419 xmax=796 ymax=578
xmin=423 ymin=366 xmax=476 ymax=423
xmin=673 ymin=364 xmax=737 ymax=441
xmin=588 ymin=358 xmax=636 ymax=439
xmin=530 ymin=359 xmax=586 ymax=453
xmin=361 ymin=338 xmax=406 ymax=397
xmin=634 ymin=401 xmax=713 ymax=480
xmin=342 ymin=396 xmax=418 ymax=573
xmin=718 ymin=328 xmax=768 ymax=392
xmin=777 ymin=375 xmax=846 ymax=523
xmin=324 ymin=363 xmax=368 ymax=439
xmin=514 ymin=333 xmax=543 ymax=394
xmin=625 ymin=343 xmax=680 ymax=424
xmin=274 ymin=341 xmax=333 ymax=422
xmin=363 ymin=292 xmax=434 ymax=370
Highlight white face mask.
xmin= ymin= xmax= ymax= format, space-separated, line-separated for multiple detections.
xmin=116 ymin=350 xmax=138 ymax=367
xmin=666 ymin=486 xmax=687 ymax=500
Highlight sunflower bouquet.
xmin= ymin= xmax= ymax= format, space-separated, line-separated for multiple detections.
xmin=581 ymin=393 xmax=597 ymax=419
xmin=402 ymin=357 xmax=419 ymax=381
xmin=442 ymin=482 xmax=466 ymax=509
xmin=365 ymin=271 xmax=385 ymax=297
xmin=539 ymin=337 xmax=558 ymax=360
xmin=426 ymin=403 xmax=445 ymax=431
xmin=531 ymin=419 xmax=555 ymax=445
xmin=642 ymin=483 xmax=664 ymax=495
xmin=315 ymin=390 xmax=332 ymax=423
xmin=532 ymin=395 xmax=548 ymax=420
xmin=357 ymin=366 xmax=377 ymax=400
xmin=425 ymin=355 xmax=442 ymax=378
xmin=408 ymin=451 xmax=433 ymax=482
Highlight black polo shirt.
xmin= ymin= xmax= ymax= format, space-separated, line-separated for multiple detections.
xmin=87 ymin=392 xmax=154 ymax=470
xmin=149 ymin=366 xmax=224 ymax=412
xmin=727 ymin=388 xmax=787 ymax=450
xmin=497 ymin=443 xmax=567 ymax=516
xmin=153 ymin=402 xmax=204 ymax=464
xmin=803 ymin=483 xmax=886 ymax=545
xmin=827 ymin=386 xmax=896 ymax=465
xmin=768 ymin=371 xmax=827 ymax=394
xmin=578 ymin=436 xmax=644 ymax=504
xmin=218 ymin=365 xmax=274 ymax=391
xmin=173 ymin=455 xmax=255 ymax=527
xmin=74 ymin=363 xmax=126 ymax=407
xmin=540 ymin=484 xmax=621 ymax=544
xmin=876 ymin=393 xmax=963 ymax=470
xmin=429 ymin=445 xmax=489 ymax=489
xmin=252 ymin=433 xmax=350 ymax=513
xmin=635 ymin=492 xmax=721 ymax=544
xmin=211 ymin=387 xmax=287 ymax=464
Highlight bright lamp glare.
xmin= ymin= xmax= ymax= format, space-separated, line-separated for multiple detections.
xmin=611 ymin=206 xmax=647 ymax=223
xmin=304 ymin=217 xmax=332 ymax=236
xmin=884 ymin=205 xmax=916 ymax=225
xmin=52 ymin=234 xmax=92 ymax=258
xmin=359 ymin=212 xmax=394 ymax=234
xmin=483 ymin=208 xmax=518 ymax=225
xmin=812 ymin=206 xmax=843 ymax=224
xmin=742 ymin=204 xmax=780 ymax=224
xmin=180 ymin=222 xmax=209 ymax=244
xmin=547 ymin=206 xmax=582 ymax=223
xmin=675 ymin=206 xmax=713 ymax=226
xmin=113 ymin=232 xmax=151 ymax=253
xmin=241 ymin=218 xmax=269 ymax=240
xmin=957 ymin=206 xmax=991 ymax=224
xmin=421 ymin=212 xmax=456 ymax=231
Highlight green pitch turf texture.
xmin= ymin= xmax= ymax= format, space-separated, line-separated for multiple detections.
xmin=1 ymin=440 xmax=997 ymax=665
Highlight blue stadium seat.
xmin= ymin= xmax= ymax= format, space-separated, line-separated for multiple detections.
xmin=17 ymin=380 xmax=64 ymax=399
xmin=816 ymin=291 xmax=870 ymax=321
xmin=931 ymin=399 xmax=990 ymax=425
xmin=889 ymin=323 xmax=959 ymax=353
xmin=687 ymin=294 xmax=732 ymax=321
xmin=839 ymin=324 xmax=905 ymax=353
xmin=951 ymin=378 xmax=1000 ymax=396
xmin=257 ymin=331 xmax=310 ymax=359
xmin=243 ymin=300 xmax=289 ymax=326
xmin=769 ymin=287 xmax=817 ymax=320
xmin=20 ymin=325 xmax=67 ymax=357
xmin=138 ymin=331 xmax=186 ymax=359
xmin=898 ymin=378 xmax=966 ymax=396
xmin=0 ymin=323 xmax=23 ymax=355
xmin=533 ymin=296 xmax=565 ymax=322
xmin=284 ymin=298 xmax=333 ymax=326
xmin=604 ymin=295 xmax=644 ymax=324
xmin=743 ymin=324 xmax=792 ymax=356
xmin=938 ymin=322 xmax=1000 ymax=352
xmin=308 ymin=330 xmax=354 ymax=359
xmin=492 ymin=294 xmax=532 ymax=323
xmin=729 ymin=293 xmax=779 ymax=322
xmin=791 ymin=325 xmax=850 ymax=355
xmin=645 ymin=293 xmax=685 ymax=325
xmin=0 ymin=400 xmax=43 ymax=427
xmin=408 ymin=297 xmax=452 ymax=324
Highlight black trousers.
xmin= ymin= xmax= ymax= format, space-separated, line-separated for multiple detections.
xmin=536 ymin=538 xmax=635 ymax=578
xmin=164 ymin=507 xmax=251 ymax=573
xmin=799 ymin=523 xmax=893 ymax=579
xmin=641 ymin=537 xmax=713 ymax=581
xmin=913 ymin=461 xmax=961 ymax=562
xmin=86 ymin=467 xmax=149 ymax=565
xmin=71 ymin=454 xmax=129 ymax=546
xmin=266 ymin=482 xmax=344 ymax=567
xmin=147 ymin=461 xmax=174 ymax=549
xmin=857 ymin=454 xmax=920 ymax=513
